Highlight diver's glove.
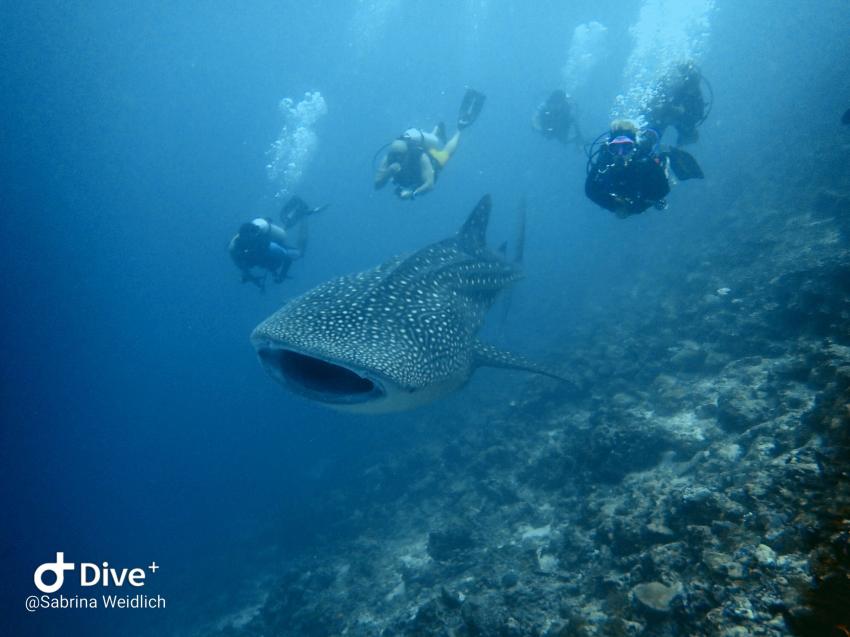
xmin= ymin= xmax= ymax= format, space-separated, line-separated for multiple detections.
xmin=395 ymin=186 xmax=416 ymax=200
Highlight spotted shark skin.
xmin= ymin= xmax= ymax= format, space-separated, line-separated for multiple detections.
xmin=251 ymin=195 xmax=562 ymax=413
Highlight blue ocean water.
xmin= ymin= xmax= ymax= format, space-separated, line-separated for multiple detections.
xmin=1 ymin=2 xmax=848 ymax=636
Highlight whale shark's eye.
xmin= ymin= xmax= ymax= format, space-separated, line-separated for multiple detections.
xmin=258 ymin=349 xmax=376 ymax=396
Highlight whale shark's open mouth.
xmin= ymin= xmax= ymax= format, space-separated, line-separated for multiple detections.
xmin=257 ymin=348 xmax=385 ymax=404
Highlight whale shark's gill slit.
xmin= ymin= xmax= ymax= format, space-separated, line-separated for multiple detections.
xmin=259 ymin=349 xmax=376 ymax=396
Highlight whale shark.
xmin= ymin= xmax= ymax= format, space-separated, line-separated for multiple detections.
xmin=250 ymin=195 xmax=562 ymax=413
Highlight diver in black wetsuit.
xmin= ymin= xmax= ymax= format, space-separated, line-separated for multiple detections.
xmin=585 ymin=119 xmax=706 ymax=218
xmin=644 ymin=61 xmax=710 ymax=146
xmin=532 ymin=90 xmax=582 ymax=146
xmin=585 ymin=120 xmax=670 ymax=217
xmin=228 ymin=196 xmax=327 ymax=291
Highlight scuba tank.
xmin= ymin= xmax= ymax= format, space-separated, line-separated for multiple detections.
xmin=251 ymin=218 xmax=287 ymax=245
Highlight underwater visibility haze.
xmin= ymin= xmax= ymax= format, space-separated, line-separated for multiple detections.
xmin=2 ymin=1 xmax=850 ymax=636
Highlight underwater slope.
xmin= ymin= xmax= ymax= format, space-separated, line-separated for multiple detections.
xmin=207 ymin=140 xmax=850 ymax=636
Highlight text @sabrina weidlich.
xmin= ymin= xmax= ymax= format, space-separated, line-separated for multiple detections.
xmin=24 ymin=552 xmax=167 ymax=612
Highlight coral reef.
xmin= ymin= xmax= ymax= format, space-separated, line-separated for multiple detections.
xmin=208 ymin=139 xmax=850 ymax=636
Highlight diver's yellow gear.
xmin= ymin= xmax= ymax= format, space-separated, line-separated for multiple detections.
xmin=427 ymin=147 xmax=451 ymax=168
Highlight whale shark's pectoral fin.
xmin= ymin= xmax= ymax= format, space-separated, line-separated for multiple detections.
xmin=473 ymin=341 xmax=569 ymax=383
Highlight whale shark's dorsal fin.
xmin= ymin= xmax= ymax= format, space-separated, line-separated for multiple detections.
xmin=457 ymin=194 xmax=491 ymax=253
xmin=514 ymin=195 xmax=526 ymax=264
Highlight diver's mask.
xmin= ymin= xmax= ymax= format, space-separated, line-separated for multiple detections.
xmin=608 ymin=135 xmax=636 ymax=163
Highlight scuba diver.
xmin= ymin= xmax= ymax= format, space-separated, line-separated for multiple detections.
xmin=228 ymin=195 xmax=327 ymax=291
xmin=585 ymin=120 xmax=669 ymax=217
xmin=532 ymin=90 xmax=582 ymax=146
xmin=373 ymin=88 xmax=486 ymax=201
xmin=585 ymin=120 xmax=704 ymax=218
xmin=643 ymin=61 xmax=711 ymax=145
xmin=843 ymin=108 xmax=850 ymax=125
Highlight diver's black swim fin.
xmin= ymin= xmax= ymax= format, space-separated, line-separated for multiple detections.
xmin=281 ymin=196 xmax=328 ymax=229
xmin=667 ymin=147 xmax=704 ymax=180
xmin=280 ymin=195 xmax=309 ymax=229
xmin=843 ymin=108 xmax=850 ymax=125
xmin=458 ymin=88 xmax=486 ymax=130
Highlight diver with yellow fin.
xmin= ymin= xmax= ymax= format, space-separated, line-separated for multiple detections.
xmin=374 ymin=88 xmax=486 ymax=201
